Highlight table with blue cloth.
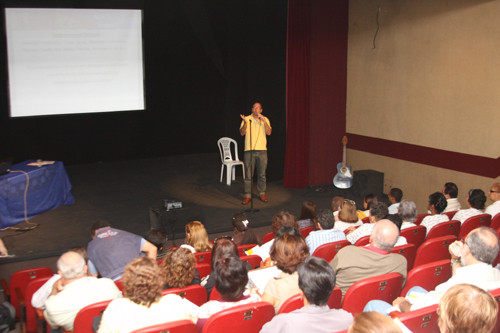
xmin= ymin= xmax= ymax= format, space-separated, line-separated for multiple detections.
xmin=0 ymin=160 xmax=74 ymax=228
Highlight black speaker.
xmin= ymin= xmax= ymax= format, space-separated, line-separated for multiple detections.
xmin=352 ymin=169 xmax=384 ymax=198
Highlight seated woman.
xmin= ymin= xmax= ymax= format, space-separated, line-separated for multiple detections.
xmin=420 ymin=192 xmax=449 ymax=236
xmin=361 ymin=194 xmax=378 ymax=218
xmin=297 ymin=200 xmax=317 ymax=229
xmin=334 ymin=200 xmax=363 ymax=232
xmin=231 ymin=212 xmax=259 ymax=246
xmin=197 ymin=254 xmax=260 ymax=329
xmin=398 ymin=199 xmax=418 ymax=229
xmin=183 ymin=221 xmax=212 ymax=252
xmin=348 ymin=312 xmax=403 ymax=333
xmin=453 ymin=189 xmax=487 ymax=224
xmin=98 ymin=257 xmax=198 ymax=333
xmin=261 ymin=233 xmax=310 ymax=313
xmin=161 ymin=247 xmax=200 ymax=290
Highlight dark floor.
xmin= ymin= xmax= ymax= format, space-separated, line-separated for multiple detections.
xmin=0 ymin=153 xmax=381 ymax=278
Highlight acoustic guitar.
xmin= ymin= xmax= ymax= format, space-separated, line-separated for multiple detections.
xmin=333 ymin=136 xmax=353 ymax=188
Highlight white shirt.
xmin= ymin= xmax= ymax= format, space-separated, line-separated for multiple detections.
xmin=334 ymin=220 xmax=362 ymax=232
xmin=420 ymin=214 xmax=449 ymax=236
xmin=443 ymin=198 xmax=461 ymax=213
xmin=31 ymin=274 xmax=61 ymax=309
xmin=388 ymin=203 xmax=400 ymax=214
xmin=452 ymin=208 xmax=483 ymax=224
xmin=485 ymin=201 xmax=500 ymax=218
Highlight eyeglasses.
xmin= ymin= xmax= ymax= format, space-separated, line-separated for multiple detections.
xmin=490 ymin=190 xmax=499 ymax=193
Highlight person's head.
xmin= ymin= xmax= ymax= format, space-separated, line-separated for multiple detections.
xmin=145 ymin=229 xmax=168 ymax=252
xmin=122 ymin=257 xmax=163 ymax=307
xmin=369 ymin=202 xmax=389 ymax=222
xmin=232 ymin=212 xmax=251 ymax=233
xmin=185 ymin=221 xmax=212 ymax=252
xmin=57 ymin=251 xmax=87 ymax=280
xmin=331 ymin=196 xmax=344 ymax=212
xmin=443 ymin=182 xmax=459 ymax=199
xmin=363 ymin=194 xmax=378 ymax=210
xmin=90 ymin=220 xmax=110 ymax=238
xmin=463 ymin=227 xmax=499 ymax=265
xmin=213 ymin=253 xmax=248 ymax=301
xmin=68 ymin=246 xmax=88 ymax=264
xmin=275 ymin=225 xmax=302 ymax=238
xmin=438 ymin=284 xmax=497 ymax=333
xmin=270 ymin=233 xmax=309 ymax=274
xmin=211 ymin=237 xmax=239 ymax=269
xmin=251 ymin=102 xmax=263 ymax=117
xmin=299 ymin=200 xmax=317 ymax=221
xmin=398 ymin=200 xmax=417 ymax=223
xmin=298 ymin=257 xmax=336 ymax=306
xmin=338 ymin=200 xmax=358 ymax=223
xmin=370 ymin=219 xmax=400 ymax=252
xmin=389 ymin=188 xmax=403 ymax=204
xmin=488 ymin=183 xmax=500 ymax=203
xmin=271 ymin=210 xmax=298 ymax=235
xmin=348 ymin=311 xmax=402 ymax=333
xmin=466 ymin=189 xmax=487 ymax=210
xmin=386 ymin=214 xmax=402 ymax=231
xmin=161 ymin=247 xmax=196 ymax=288
xmin=428 ymin=192 xmax=448 ymax=214
xmin=316 ymin=209 xmax=335 ymax=230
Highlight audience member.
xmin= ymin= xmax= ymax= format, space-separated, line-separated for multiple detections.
xmin=87 ymin=220 xmax=157 ymax=280
xmin=485 ymin=183 xmax=500 ymax=218
xmin=260 ymin=257 xmax=353 ymax=333
xmin=262 ymin=233 xmax=310 ymax=313
xmin=348 ymin=312 xmax=403 ymax=333
xmin=231 ymin=212 xmax=259 ymax=246
xmin=44 ymin=251 xmax=121 ymax=331
xmin=386 ymin=214 xmax=407 ymax=247
xmin=197 ymin=254 xmax=260 ymax=329
xmin=145 ymin=229 xmax=170 ymax=260
xmin=345 ymin=202 xmax=388 ymax=244
xmin=365 ymin=227 xmax=500 ymax=313
xmin=331 ymin=196 xmax=344 ymax=216
xmin=442 ymin=182 xmax=461 ymax=213
xmin=452 ymin=189 xmax=487 ymax=224
xmin=361 ymin=194 xmax=378 ymax=218
xmin=297 ymin=200 xmax=317 ymax=229
xmin=98 ymin=257 xmax=197 ymax=333
xmin=420 ymin=192 xmax=449 ymax=236
xmin=183 ymin=221 xmax=212 ymax=252
xmin=388 ymin=188 xmax=403 ymax=214
xmin=334 ymin=200 xmax=362 ymax=232
xmin=398 ymin=200 xmax=418 ymax=229
xmin=331 ymin=220 xmax=407 ymax=296
xmin=161 ymin=247 xmax=200 ymax=289
xmin=0 ymin=239 xmax=7 ymax=256
xmin=438 ymin=284 xmax=498 ymax=333
xmin=306 ymin=209 xmax=346 ymax=254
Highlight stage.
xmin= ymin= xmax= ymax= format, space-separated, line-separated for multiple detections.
xmin=0 ymin=153 xmax=381 ymax=264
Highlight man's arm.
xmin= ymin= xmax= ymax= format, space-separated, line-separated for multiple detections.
xmin=260 ymin=116 xmax=272 ymax=135
xmin=0 ymin=239 xmax=8 ymax=255
xmin=448 ymin=240 xmax=464 ymax=275
xmin=141 ymin=240 xmax=157 ymax=259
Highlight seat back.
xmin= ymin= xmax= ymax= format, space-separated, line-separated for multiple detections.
xmin=354 ymin=235 xmax=370 ymax=247
xmin=217 ymin=137 xmax=239 ymax=162
xmin=129 ymin=320 xmax=198 ymax=333
xmin=400 ymin=259 xmax=452 ymax=297
xmin=277 ymin=293 xmax=303 ymax=314
xmin=209 ymin=287 xmax=222 ymax=301
xmin=328 ymin=287 xmax=343 ymax=309
xmin=490 ymin=213 xmax=500 ymax=231
xmin=362 ymin=217 xmax=370 ymax=224
xmin=114 ymin=279 xmax=124 ymax=292
xmin=426 ymin=220 xmax=461 ymax=240
xmin=312 ymin=240 xmax=350 ymax=263
xmin=261 ymin=232 xmax=274 ymax=244
xmin=443 ymin=211 xmax=458 ymax=220
xmin=458 ymin=214 xmax=491 ymax=240
xmin=400 ymin=225 xmax=427 ymax=249
xmin=396 ymin=304 xmax=439 ymax=333
xmin=73 ymin=299 xmax=112 ymax=333
xmin=414 ymin=214 xmax=430 ymax=225
xmin=342 ymin=273 xmax=403 ymax=316
xmin=162 ymin=285 xmax=207 ymax=306
xmin=299 ymin=227 xmax=315 ymax=239
xmin=390 ymin=244 xmax=417 ymax=272
xmin=23 ymin=275 xmax=52 ymax=333
xmin=413 ymin=235 xmax=457 ymax=269
xmin=195 ymin=251 xmax=212 ymax=264
xmin=9 ymin=267 xmax=53 ymax=317
xmin=240 ymin=255 xmax=262 ymax=269
xmin=201 ymin=302 xmax=274 ymax=333
xmin=237 ymin=244 xmax=258 ymax=257
xmin=196 ymin=263 xmax=212 ymax=279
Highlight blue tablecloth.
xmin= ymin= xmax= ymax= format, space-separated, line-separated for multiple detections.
xmin=0 ymin=160 xmax=74 ymax=228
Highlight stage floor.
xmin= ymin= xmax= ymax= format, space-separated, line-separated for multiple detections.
xmin=0 ymin=153 xmax=365 ymax=263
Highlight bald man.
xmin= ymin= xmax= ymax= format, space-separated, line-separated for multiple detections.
xmin=485 ymin=183 xmax=500 ymax=219
xmin=330 ymin=220 xmax=407 ymax=296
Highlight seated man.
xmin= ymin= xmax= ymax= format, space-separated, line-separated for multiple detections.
xmin=442 ymin=182 xmax=461 ymax=213
xmin=87 ymin=220 xmax=157 ymax=280
xmin=44 ymin=251 xmax=122 ymax=331
xmin=485 ymin=182 xmax=500 ymax=218
xmin=365 ymin=227 xmax=500 ymax=314
xmin=346 ymin=202 xmax=388 ymax=244
xmin=305 ymin=209 xmax=346 ymax=254
xmin=388 ymin=188 xmax=403 ymax=214
xmin=260 ymin=257 xmax=353 ymax=333
xmin=331 ymin=220 xmax=407 ymax=297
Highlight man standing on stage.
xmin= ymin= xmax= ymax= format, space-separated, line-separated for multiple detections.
xmin=240 ymin=102 xmax=272 ymax=205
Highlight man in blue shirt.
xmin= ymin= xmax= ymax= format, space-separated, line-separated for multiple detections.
xmin=306 ymin=209 xmax=346 ymax=254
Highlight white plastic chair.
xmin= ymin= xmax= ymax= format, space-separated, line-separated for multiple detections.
xmin=217 ymin=137 xmax=245 ymax=186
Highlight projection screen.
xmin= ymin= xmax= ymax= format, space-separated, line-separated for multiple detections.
xmin=5 ymin=8 xmax=145 ymax=117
